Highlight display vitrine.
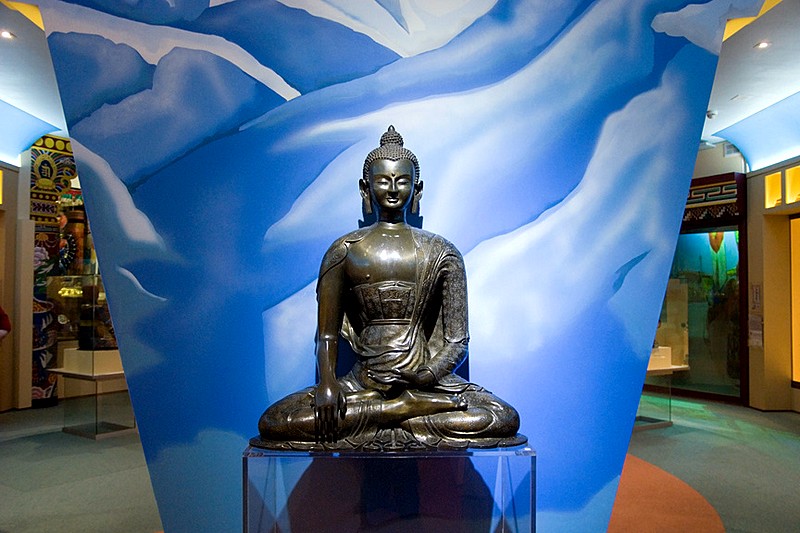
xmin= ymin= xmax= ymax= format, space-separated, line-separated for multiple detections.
xmin=660 ymin=172 xmax=748 ymax=401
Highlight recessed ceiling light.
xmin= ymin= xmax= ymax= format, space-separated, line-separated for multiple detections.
xmin=754 ymin=40 xmax=771 ymax=49
xmin=1 ymin=30 xmax=16 ymax=40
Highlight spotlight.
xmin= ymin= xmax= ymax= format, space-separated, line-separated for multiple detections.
xmin=754 ymin=40 xmax=771 ymax=49
xmin=1 ymin=30 xmax=16 ymax=39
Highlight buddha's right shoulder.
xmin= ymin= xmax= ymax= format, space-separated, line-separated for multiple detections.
xmin=319 ymin=227 xmax=371 ymax=277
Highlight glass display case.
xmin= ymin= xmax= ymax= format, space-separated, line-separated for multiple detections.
xmin=47 ymin=274 xmax=117 ymax=350
xmin=765 ymin=171 xmax=782 ymax=208
xmin=665 ymin=172 xmax=748 ymax=402
xmin=636 ymin=280 xmax=691 ymax=430
xmin=44 ymin=197 xmax=131 ymax=438
xmin=785 ymin=165 xmax=800 ymax=205
xmin=651 ymin=279 xmax=689 ymax=370
xmin=763 ymin=163 xmax=800 ymax=209
xmin=668 ymin=230 xmax=742 ymax=398
xmin=47 ymin=274 xmax=132 ymax=438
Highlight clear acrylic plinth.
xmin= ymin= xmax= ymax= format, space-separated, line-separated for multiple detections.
xmin=63 ymin=389 xmax=136 ymax=439
xmin=243 ymin=445 xmax=535 ymax=533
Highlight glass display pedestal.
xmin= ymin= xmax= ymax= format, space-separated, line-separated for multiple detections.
xmin=243 ymin=445 xmax=535 ymax=533
xmin=51 ymin=349 xmax=135 ymax=439
xmin=61 ymin=387 xmax=136 ymax=439
xmin=635 ymin=365 xmax=689 ymax=431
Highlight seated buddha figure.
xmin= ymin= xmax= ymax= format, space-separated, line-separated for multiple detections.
xmin=255 ymin=126 xmax=524 ymax=450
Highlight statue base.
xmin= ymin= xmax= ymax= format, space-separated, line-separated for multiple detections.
xmin=250 ymin=428 xmax=527 ymax=452
xmin=243 ymin=445 xmax=535 ymax=532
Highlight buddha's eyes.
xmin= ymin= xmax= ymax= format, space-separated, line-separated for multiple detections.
xmin=373 ymin=176 xmax=411 ymax=187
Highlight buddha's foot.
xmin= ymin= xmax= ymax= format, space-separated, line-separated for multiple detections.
xmin=346 ymin=389 xmax=382 ymax=403
xmin=387 ymin=390 xmax=468 ymax=419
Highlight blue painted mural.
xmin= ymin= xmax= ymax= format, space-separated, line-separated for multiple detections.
xmin=37 ymin=0 xmax=763 ymax=531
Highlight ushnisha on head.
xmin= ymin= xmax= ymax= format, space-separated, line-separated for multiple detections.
xmin=360 ymin=125 xmax=423 ymax=216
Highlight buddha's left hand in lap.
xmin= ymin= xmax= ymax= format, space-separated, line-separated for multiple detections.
xmin=367 ymin=368 xmax=436 ymax=389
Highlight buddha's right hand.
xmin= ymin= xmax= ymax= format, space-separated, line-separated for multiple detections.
xmin=314 ymin=381 xmax=347 ymax=443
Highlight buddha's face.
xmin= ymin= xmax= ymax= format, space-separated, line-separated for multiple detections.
xmin=367 ymin=158 xmax=415 ymax=214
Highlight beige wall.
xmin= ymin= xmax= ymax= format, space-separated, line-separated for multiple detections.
xmin=693 ymin=143 xmax=746 ymax=178
xmin=1 ymin=158 xmax=36 ymax=411
xmin=0 ymin=162 xmax=18 ymax=411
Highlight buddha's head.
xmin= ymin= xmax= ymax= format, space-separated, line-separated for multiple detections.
xmin=360 ymin=126 xmax=423 ymax=218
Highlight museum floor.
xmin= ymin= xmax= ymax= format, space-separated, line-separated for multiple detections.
xmin=0 ymin=395 xmax=798 ymax=533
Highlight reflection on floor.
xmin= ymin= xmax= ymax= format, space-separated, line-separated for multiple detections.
xmin=0 ymin=395 xmax=798 ymax=532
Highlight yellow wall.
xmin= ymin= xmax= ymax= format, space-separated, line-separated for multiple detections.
xmin=747 ymin=157 xmax=800 ymax=411
xmin=723 ymin=0 xmax=783 ymax=40
xmin=0 ymin=1 xmax=44 ymax=30
xmin=791 ymin=218 xmax=800 ymax=388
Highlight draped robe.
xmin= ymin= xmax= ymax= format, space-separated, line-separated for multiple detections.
xmin=256 ymin=226 xmax=522 ymax=450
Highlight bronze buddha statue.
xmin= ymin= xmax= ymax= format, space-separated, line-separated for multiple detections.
xmin=253 ymin=126 xmax=524 ymax=451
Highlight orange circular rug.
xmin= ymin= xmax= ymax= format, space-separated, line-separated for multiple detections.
xmin=608 ymin=454 xmax=724 ymax=533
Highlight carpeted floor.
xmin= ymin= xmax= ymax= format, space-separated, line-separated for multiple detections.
xmin=1 ymin=395 xmax=798 ymax=532
xmin=0 ymin=430 xmax=162 ymax=533
xmin=0 ymin=399 xmax=162 ymax=533
xmin=609 ymin=454 xmax=724 ymax=532
xmin=626 ymin=395 xmax=800 ymax=533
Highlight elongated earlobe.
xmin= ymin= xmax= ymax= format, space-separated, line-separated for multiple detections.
xmin=359 ymin=179 xmax=373 ymax=215
xmin=411 ymin=180 xmax=423 ymax=215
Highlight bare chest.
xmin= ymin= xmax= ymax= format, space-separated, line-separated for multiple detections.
xmin=345 ymin=228 xmax=417 ymax=285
